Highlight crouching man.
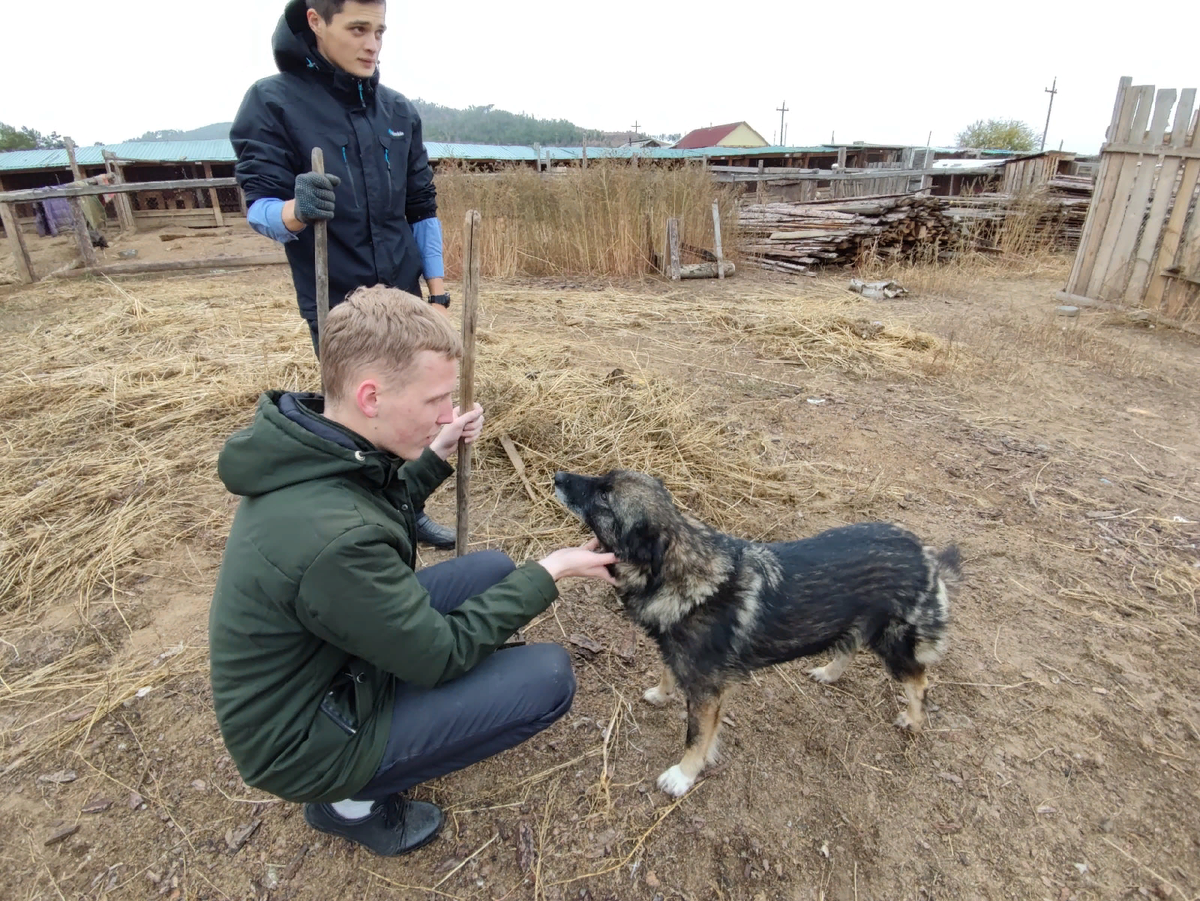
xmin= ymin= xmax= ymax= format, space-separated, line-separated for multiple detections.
xmin=209 ymin=286 xmax=616 ymax=856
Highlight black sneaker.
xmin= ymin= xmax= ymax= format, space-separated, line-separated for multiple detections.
xmin=304 ymin=795 xmax=443 ymax=857
xmin=416 ymin=512 xmax=456 ymax=550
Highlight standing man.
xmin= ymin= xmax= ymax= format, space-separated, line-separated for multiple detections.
xmin=231 ymin=0 xmax=456 ymax=548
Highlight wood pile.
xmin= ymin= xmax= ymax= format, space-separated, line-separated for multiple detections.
xmin=940 ymin=176 xmax=1094 ymax=250
xmin=740 ymin=176 xmax=1097 ymax=273
xmin=738 ymin=194 xmax=959 ymax=274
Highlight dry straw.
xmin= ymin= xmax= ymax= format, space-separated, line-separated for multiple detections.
xmin=0 ymin=273 xmax=317 ymax=619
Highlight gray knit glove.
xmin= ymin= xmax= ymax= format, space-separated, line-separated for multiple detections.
xmin=293 ymin=172 xmax=341 ymax=224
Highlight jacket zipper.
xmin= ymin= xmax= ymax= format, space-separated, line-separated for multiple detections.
xmin=341 ymin=145 xmax=360 ymax=207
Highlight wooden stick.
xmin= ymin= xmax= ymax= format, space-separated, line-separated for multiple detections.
xmin=0 ymin=201 xmax=35 ymax=284
xmin=311 ymin=148 xmax=330 ymax=361
xmin=456 ymin=209 xmax=482 ymax=557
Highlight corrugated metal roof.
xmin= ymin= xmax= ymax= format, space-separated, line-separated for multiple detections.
xmin=1 ymin=138 xmax=1015 ymax=173
xmin=0 ymin=140 xmax=238 ymax=172
xmin=102 ymin=140 xmax=238 ymax=162
xmin=425 ymin=142 xmax=536 ymax=161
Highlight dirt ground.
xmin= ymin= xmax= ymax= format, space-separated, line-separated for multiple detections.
xmin=1 ymin=248 xmax=1198 ymax=901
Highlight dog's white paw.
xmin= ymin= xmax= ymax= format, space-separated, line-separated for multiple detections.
xmin=642 ymin=685 xmax=672 ymax=706
xmin=656 ymin=765 xmax=695 ymax=797
xmin=807 ymin=665 xmax=839 ymax=684
xmin=894 ymin=710 xmax=924 ymax=732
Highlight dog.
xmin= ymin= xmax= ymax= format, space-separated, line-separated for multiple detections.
xmin=553 ymin=469 xmax=960 ymax=797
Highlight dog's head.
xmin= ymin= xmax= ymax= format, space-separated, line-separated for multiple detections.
xmin=554 ymin=470 xmax=678 ymax=585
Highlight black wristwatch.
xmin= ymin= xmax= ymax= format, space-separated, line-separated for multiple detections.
xmin=428 ymin=293 xmax=451 ymax=308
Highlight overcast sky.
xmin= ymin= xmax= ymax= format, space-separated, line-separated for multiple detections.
xmin=3 ymin=0 xmax=1196 ymax=154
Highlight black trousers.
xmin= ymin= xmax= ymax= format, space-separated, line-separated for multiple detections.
xmin=351 ymin=551 xmax=575 ymax=800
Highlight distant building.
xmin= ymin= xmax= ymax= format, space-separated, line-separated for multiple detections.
xmin=674 ymin=122 xmax=769 ymax=150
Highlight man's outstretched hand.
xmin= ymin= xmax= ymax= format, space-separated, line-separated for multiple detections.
xmin=539 ymin=538 xmax=617 ymax=584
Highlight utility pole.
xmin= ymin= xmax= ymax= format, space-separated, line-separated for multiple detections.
xmin=776 ymin=101 xmax=789 ymax=147
xmin=630 ymin=121 xmax=641 ymax=137
xmin=1041 ymin=76 xmax=1058 ymax=152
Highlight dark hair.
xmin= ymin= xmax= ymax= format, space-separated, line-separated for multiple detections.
xmin=307 ymin=0 xmax=385 ymax=23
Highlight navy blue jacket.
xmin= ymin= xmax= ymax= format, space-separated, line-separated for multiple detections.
xmin=231 ymin=0 xmax=436 ymax=325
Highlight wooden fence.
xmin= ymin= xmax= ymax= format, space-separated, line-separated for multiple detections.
xmin=1061 ymin=77 xmax=1200 ymax=319
xmin=0 ymin=177 xmax=280 ymax=284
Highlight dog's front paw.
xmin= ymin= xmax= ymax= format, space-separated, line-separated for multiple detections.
xmin=642 ymin=685 xmax=672 ymax=706
xmin=808 ymin=665 xmax=838 ymax=684
xmin=657 ymin=765 xmax=695 ymax=797
xmin=894 ymin=710 xmax=925 ymax=732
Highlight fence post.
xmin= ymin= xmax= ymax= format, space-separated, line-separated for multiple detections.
xmin=68 ymin=196 xmax=98 ymax=269
xmin=64 ymin=137 xmax=83 ymax=181
xmin=711 ymin=201 xmax=724 ymax=280
xmin=102 ymin=151 xmax=136 ymax=233
xmin=0 ymin=201 xmax=35 ymax=283
xmin=203 ymin=162 xmax=225 ymax=227
xmin=666 ymin=218 xmax=681 ymax=281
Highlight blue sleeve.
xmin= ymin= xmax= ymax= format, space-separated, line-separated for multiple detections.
xmin=412 ymin=217 xmax=444 ymax=280
xmin=247 ymin=198 xmax=299 ymax=244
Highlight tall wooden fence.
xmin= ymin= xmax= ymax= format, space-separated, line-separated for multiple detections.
xmin=1062 ymin=77 xmax=1200 ymax=319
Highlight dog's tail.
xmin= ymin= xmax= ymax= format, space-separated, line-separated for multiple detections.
xmin=934 ymin=544 xmax=962 ymax=589
xmin=912 ymin=544 xmax=959 ymax=667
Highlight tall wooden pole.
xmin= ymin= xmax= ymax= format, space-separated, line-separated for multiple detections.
xmin=456 ymin=209 xmax=482 ymax=556
xmin=63 ymin=137 xmax=83 ymax=182
xmin=311 ymin=148 xmax=329 ymax=360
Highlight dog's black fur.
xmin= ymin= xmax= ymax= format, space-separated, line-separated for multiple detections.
xmin=554 ymin=469 xmax=961 ymax=796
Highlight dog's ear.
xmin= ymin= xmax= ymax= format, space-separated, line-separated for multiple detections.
xmin=623 ymin=519 xmax=669 ymax=584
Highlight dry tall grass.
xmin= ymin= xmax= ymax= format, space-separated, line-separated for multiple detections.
xmin=434 ymin=161 xmax=738 ymax=278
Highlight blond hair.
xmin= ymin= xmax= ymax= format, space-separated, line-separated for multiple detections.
xmin=321 ymin=286 xmax=462 ymax=404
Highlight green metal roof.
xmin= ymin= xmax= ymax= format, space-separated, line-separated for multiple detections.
xmin=0 ymin=139 xmax=1019 ymax=173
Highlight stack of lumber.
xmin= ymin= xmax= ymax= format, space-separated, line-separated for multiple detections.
xmin=738 ymin=194 xmax=958 ymax=274
xmin=940 ymin=176 xmax=1094 ymax=250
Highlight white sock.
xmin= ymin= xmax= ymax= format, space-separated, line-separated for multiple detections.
xmin=330 ymin=798 xmax=375 ymax=820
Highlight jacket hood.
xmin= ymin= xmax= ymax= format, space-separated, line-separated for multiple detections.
xmin=218 ymin=391 xmax=398 ymax=498
xmin=273 ymin=0 xmax=380 ymax=100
